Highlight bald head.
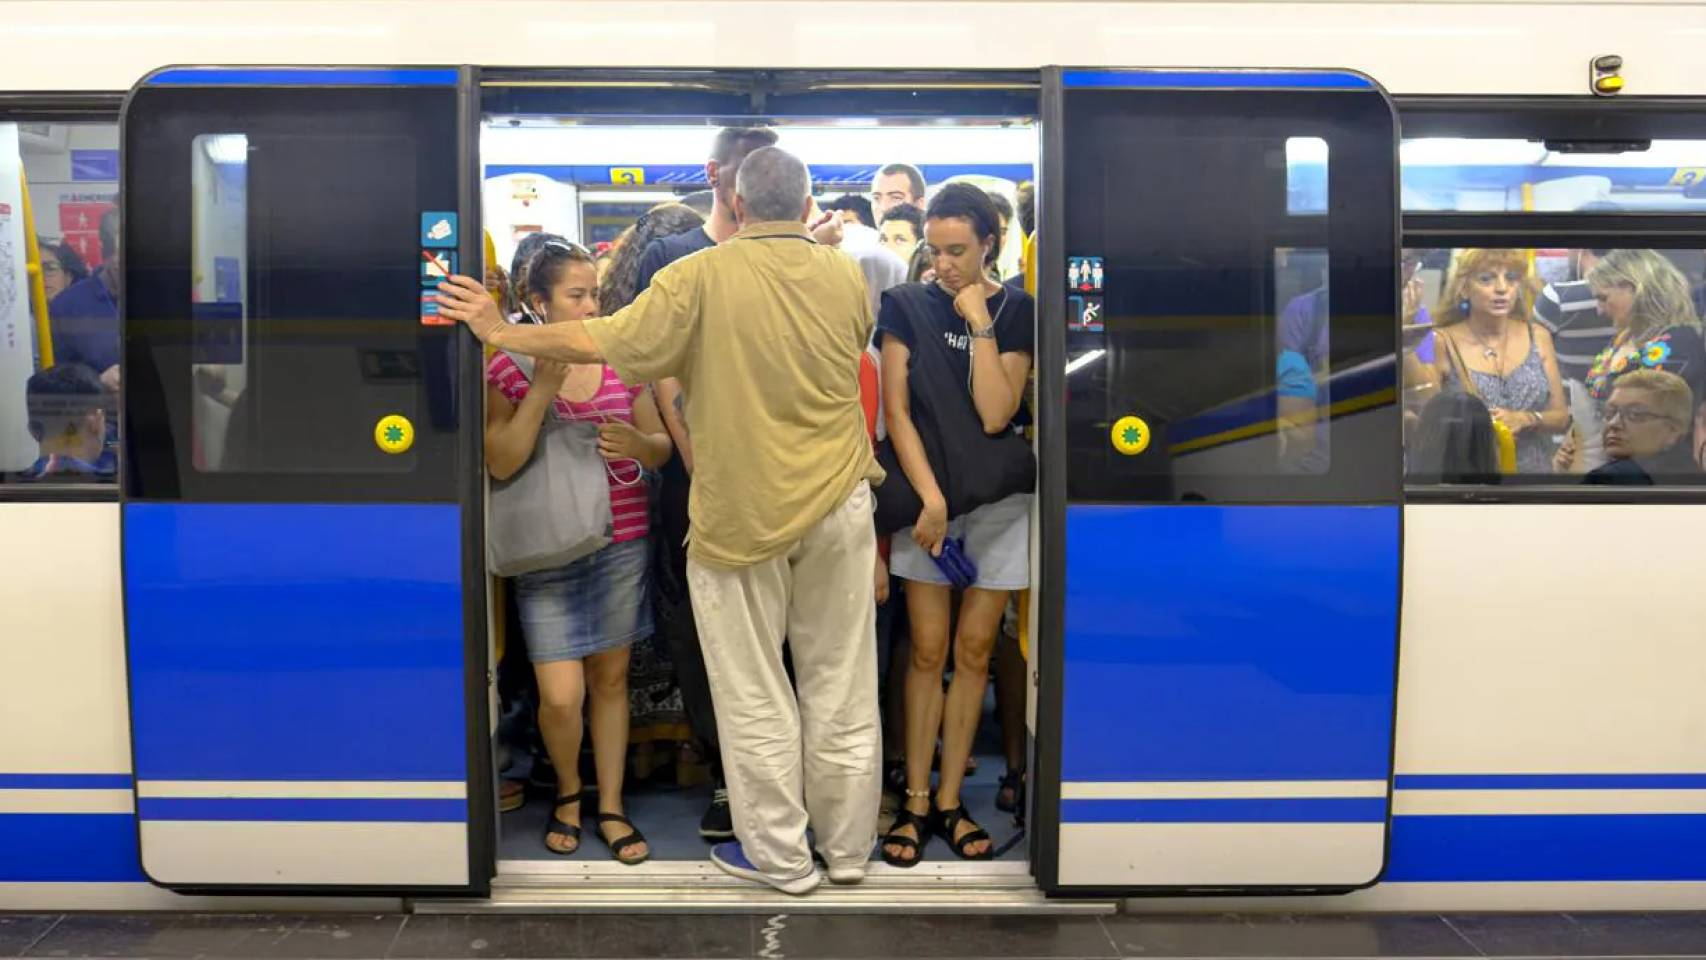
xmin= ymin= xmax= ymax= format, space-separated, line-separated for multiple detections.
xmin=734 ymin=146 xmax=812 ymax=225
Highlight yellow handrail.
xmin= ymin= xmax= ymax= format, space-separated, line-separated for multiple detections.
xmin=19 ymin=169 xmax=53 ymax=367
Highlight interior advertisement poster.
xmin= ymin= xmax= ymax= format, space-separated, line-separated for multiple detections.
xmin=0 ymin=124 xmax=39 ymax=471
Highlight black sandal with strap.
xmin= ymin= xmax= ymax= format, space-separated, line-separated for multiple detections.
xmin=995 ymin=770 xmax=1027 ymax=815
xmin=880 ymin=806 xmax=932 ymax=868
xmin=936 ymin=802 xmax=994 ymax=861
xmin=594 ymin=813 xmax=651 ymax=866
xmin=545 ymin=794 xmax=582 ymax=855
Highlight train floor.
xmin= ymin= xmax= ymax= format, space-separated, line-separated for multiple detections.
xmin=4 ymin=912 xmax=1705 ymax=959
xmin=496 ymin=691 xmax=1026 ymax=864
xmin=497 ymin=744 xmax=1022 ymax=863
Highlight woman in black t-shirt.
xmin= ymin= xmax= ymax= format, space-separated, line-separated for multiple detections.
xmin=877 ymin=184 xmax=1035 ymax=866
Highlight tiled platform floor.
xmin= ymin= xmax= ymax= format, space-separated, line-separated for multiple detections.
xmin=3 ymin=912 xmax=1705 ymax=960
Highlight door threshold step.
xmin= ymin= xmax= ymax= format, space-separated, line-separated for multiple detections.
xmin=412 ymin=861 xmax=1115 ymax=915
xmin=414 ymin=886 xmax=1115 ymax=915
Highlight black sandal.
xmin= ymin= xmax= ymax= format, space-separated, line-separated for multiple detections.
xmin=936 ymin=802 xmax=994 ymax=861
xmin=594 ymin=813 xmax=651 ymax=866
xmin=545 ymin=794 xmax=582 ymax=855
xmin=880 ymin=806 xmax=932 ymax=868
xmin=995 ymin=770 xmax=1027 ymax=815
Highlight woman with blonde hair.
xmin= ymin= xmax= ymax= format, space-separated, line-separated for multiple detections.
xmin=1426 ymin=248 xmax=1568 ymax=474
xmin=1552 ymin=249 xmax=1706 ymax=473
xmin=1581 ymin=249 xmax=1706 ymax=412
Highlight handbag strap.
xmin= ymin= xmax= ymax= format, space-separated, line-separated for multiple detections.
xmin=1440 ymin=330 xmax=1480 ymax=400
xmin=502 ymin=351 xmax=645 ymax=486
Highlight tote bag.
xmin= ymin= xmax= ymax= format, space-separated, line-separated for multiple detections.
xmin=486 ymin=353 xmax=615 ymax=577
xmin=873 ymin=285 xmax=1036 ymax=536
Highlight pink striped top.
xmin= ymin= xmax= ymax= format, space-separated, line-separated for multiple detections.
xmin=486 ymin=355 xmax=650 ymax=543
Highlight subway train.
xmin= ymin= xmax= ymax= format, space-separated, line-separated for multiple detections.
xmin=3 ymin=0 xmax=1705 ymax=916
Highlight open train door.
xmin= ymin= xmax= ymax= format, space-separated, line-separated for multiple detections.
xmin=118 ymin=66 xmax=492 ymax=894
xmin=1032 ymin=68 xmax=1403 ymax=895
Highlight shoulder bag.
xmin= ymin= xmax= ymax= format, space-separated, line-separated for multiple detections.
xmin=486 ymin=353 xmax=622 ymax=577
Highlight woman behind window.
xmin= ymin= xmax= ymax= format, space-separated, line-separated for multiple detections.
xmin=1409 ymin=392 xmax=1501 ymax=485
xmin=1570 ymin=249 xmax=1706 ymax=473
xmin=1580 ymin=369 xmax=1700 ymax=483
xmin=484 ymin=240 xmax=673 ymax=864
xmin=1426 ymin=248 xmax=1567 ymax=474
xmin=37 ymin=237 xmax=87 ymax=301
xmin=879 ymin=184 xmax=1035 ymax=866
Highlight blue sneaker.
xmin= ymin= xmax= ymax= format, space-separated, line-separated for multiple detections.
xmin=710 ymin=842 xmax=820 ymax=895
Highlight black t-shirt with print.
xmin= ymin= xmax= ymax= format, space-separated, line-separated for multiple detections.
xmin=876 ymin=281 xmax=1036 ymax=431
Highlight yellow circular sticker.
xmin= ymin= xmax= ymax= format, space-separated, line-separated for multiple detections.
xmin=1111 ymin=415 xmax=1150 ymax=456
xmin=375 ymin=415 xmax=415 ymax=455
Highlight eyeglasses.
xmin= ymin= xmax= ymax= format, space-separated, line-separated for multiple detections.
xmin=1604 ymin=404 xmax=1674 ymax=426
xmin=541 ymin=239 xmax=593 ymax=259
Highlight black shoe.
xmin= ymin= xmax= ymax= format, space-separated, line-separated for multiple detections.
xmin=699 ymin=785 xmax=734 ymax=841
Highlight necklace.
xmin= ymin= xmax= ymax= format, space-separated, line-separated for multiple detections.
xmin=1465 ymin=321 xmax=1510 ymax=375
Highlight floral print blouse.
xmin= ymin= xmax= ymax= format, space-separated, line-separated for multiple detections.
xmin=1583 ymin=325 xmax=1706 ymax=407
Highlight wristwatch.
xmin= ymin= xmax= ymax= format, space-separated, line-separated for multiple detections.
xmin=969 ymin=326 xmax=997 ymax=340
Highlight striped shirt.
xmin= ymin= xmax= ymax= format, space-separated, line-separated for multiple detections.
xmin=1534 ymin=279 xmax=1615 ymax=383
xmin=486 ymin=355 xmax=650 ymax=544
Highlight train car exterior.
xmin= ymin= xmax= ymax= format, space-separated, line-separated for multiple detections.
xmin=3 ymin=0 xmax=1706 ymax=915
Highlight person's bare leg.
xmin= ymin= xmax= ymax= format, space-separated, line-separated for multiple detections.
xmin=934 ymin=588 xmax=1008 ymax=857
xmin=585 ymin=645 xmax=646 ymax=859
xmin=883 ymin=580 xmax=950 ymax=864
xmin=993 ymin=617 xmax=1028 ymax=811
xmin=534 ymin=660 xmax=588 ymax=853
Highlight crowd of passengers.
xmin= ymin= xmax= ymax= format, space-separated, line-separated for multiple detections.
xmin=435 ymin=129 xmax=1039 ymax=890
xmin=1390 ymin=247 xmax=1706 ymax=484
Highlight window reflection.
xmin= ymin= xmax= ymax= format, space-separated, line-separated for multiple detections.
xmin=190 ymin=133 xmax=249 ymax=472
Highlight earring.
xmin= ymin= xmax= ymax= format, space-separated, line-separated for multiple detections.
xmin=1458 ymin=298 xmax=1471 ymax=315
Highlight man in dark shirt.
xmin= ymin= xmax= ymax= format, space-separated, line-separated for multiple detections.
xmin=49 ymin=208 xmax=121 ymax=390
xmin=8 ymin=363 xmax=113 ymax=483
xmin=46 ymin=208 xmax=120 ymax=473
xmin=635 ymin=125 xmax=780 ymax=843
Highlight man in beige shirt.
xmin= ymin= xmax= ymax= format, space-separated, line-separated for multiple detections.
xmin=438 ymin=146 xmax=884 ymax=895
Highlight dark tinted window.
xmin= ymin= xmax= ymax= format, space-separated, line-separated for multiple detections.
xmin=123 ymin=85 xmax=468 ymax=502
xmin=1059 ymin=86 xmax=1399 ymax=504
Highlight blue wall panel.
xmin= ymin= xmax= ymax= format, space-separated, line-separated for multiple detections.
xmin=123 ymin=503 xmax=467 ymax=783
xmin=1062 ymin=505 xmax=1401 ymax=783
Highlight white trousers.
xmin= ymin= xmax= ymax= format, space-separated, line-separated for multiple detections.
xmin=688 ymin=480 xmax=881 ymax=879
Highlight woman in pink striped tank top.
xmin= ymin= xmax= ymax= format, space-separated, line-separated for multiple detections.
xmin=484 ymin=239 xmax=673 ymax=865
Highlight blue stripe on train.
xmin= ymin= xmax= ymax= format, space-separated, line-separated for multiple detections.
xmin=122 ymin=503 xmax=468 ymax=783
xmin=4 ymin=809 xmax=1700 ymax=882
xmin=0 ymin=774 xmax=133 ymax=790
xmin=136 ymin=797 xmax=467 ymax=823
xmin=1062 ymin=797 xmax=1388 ymax=823
xmin=1387 ymin=814 xmax=1706 ymax=882
xmin=146 ymin=68 xmax=459 ymax=86
xmin=1061 ymin=70 xmax=1375 ymax=90
xmin=0 ymin=814 xmax=145 ymax=882
xmin=1397 ymin=774 xmax=1706 ymax=790
xmin=1062 ymin=505 xmax=1401 ymax=783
